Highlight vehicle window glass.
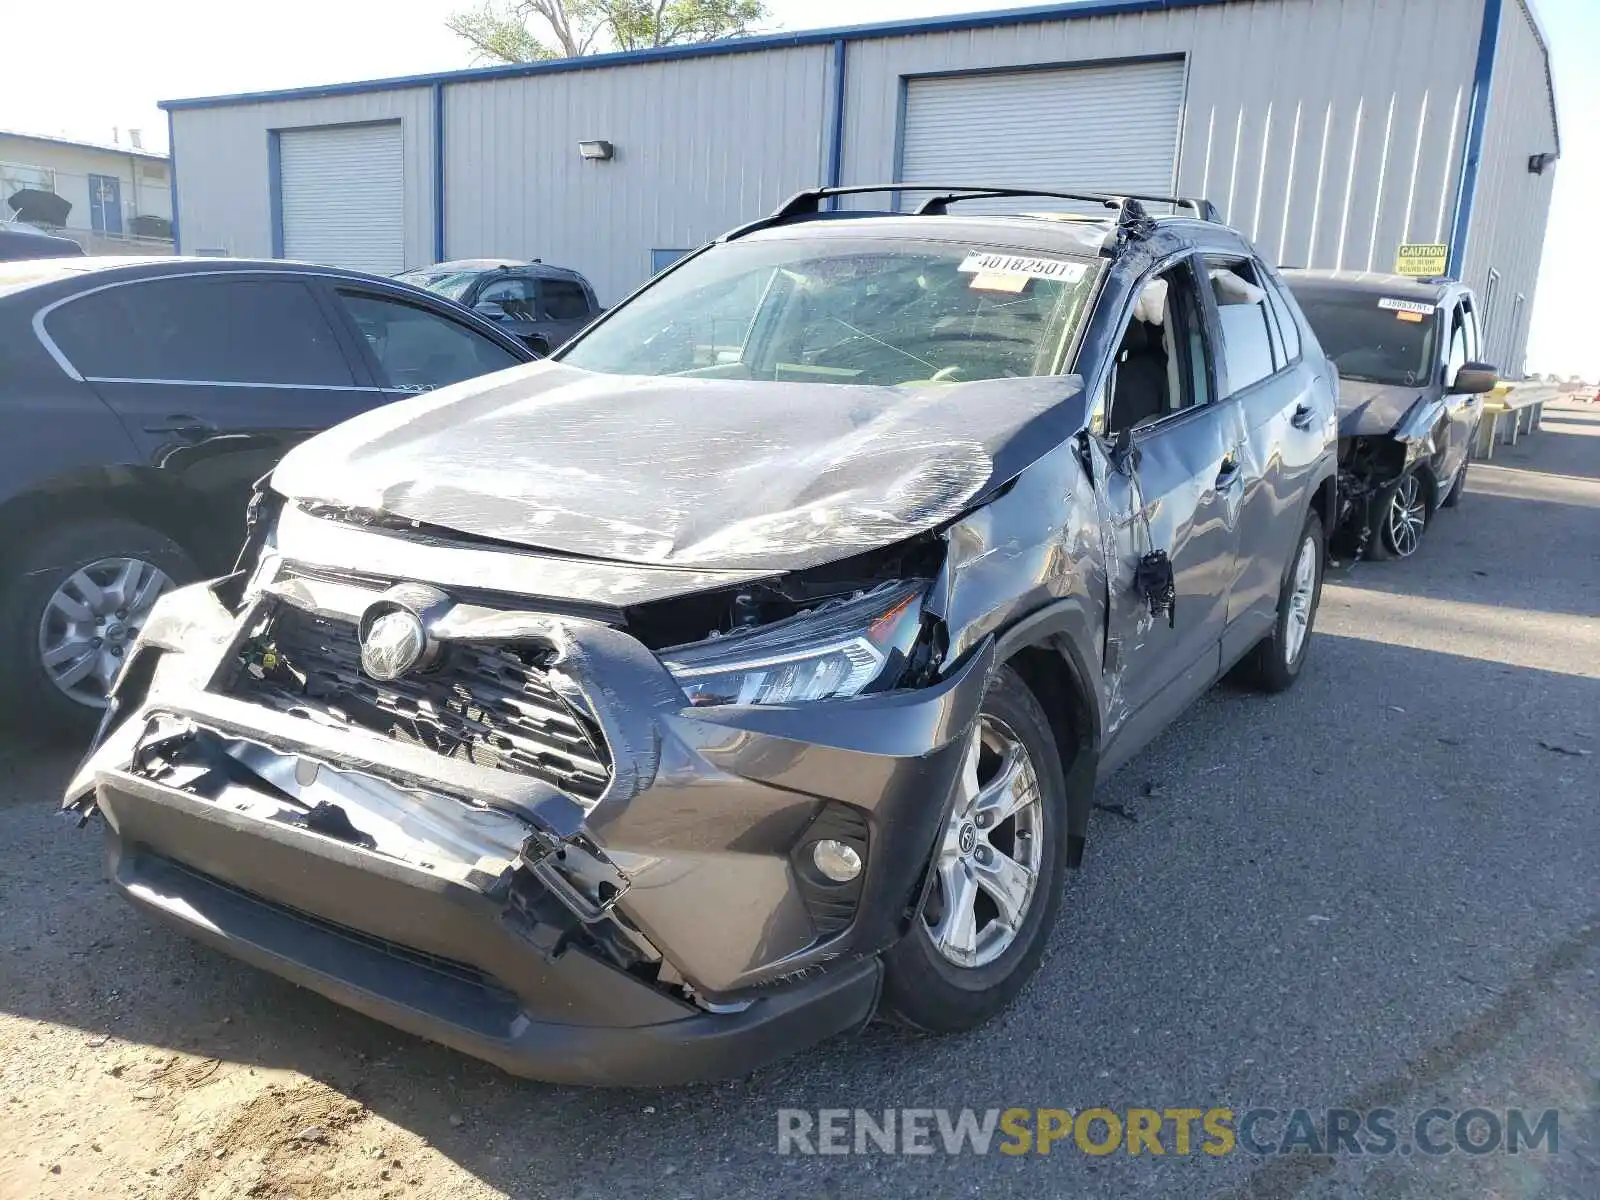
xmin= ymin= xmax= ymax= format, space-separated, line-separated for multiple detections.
xmin=1207 ymin=259 xmax=1276 ymax=394
xmin=1283 ymin=286 xmax=1437 ymax=387
xmin=335 ymin=291 xmax=522 ymax=392
xmin=477 ymin=275 xmax=538 ymax=319
xmin=1461 ymin=299 xmax=1480 ymax=362
xmin=1103 ymin=257 xmax=1212 ymax=435
xmin=562 ymin=236 xmax=1099 ymax=386
xmin=47 ymin=275 xmax=354 ymax=385
xmin=398 ymin=269 xmax=480 ymax=301
xmin=1446 ymin=306 xmax=1470 ymax=384
xmin=1261 ymin=270 xmax=1302 ymax=363
xmin=541 ymin=279 xmax=592 ymax=321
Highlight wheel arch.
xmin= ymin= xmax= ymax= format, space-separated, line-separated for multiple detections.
xmin=994 ymin=607 xmax=1103 ymax=869
xmin=0 ymin=467 xmax=225 ymax=573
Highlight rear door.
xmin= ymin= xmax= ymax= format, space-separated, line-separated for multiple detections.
xmin=324 ymin=285 xmax=528 ymax=399
xmin=1209 ymin=254 xmax=1329 ymax=658
xmin=40 ymin=271 xmax=381 ymax=537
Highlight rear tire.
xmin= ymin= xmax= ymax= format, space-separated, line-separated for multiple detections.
xmin=1237 ymin=513 xmax=1324 ymax=694
xmin=880 ymin=666 xmax=1069 ymax=1034
xmin=0 ymin=518 xmax=196 ymax=743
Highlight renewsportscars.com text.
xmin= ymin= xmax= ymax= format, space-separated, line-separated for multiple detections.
xmin=776 ymin=1107 xmax=1561 ymax=1157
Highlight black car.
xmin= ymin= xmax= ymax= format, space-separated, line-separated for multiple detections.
xmin=1282 ymin=270 xmax=1496 ymax=560
xmin=0 ymin=256 xmax=534 ymax=734
xmin=395 ymin=259 xmax=603 ymax=354
xmin=0 ymin=222 xmax=84 ymax=261
xmin=66 ymin=185 xmax=1339 ymax=1085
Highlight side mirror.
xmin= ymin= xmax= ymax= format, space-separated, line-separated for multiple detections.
xmin=1451 ymin=362 xmax=1498 ymax=395
xmin=473 ymin=300 xmax=507 ymax=320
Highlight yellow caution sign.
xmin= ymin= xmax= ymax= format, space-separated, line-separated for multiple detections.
xmin=1395 ymin=244 xmax=1448 ymax=277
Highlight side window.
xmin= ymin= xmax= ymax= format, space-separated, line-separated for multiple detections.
xmin=477 ymin=275 xmax=538 ymax=320
xmin=48 ymin=275 xmax=354 ymax=385
xmin=1445 ymin=305 xmax=1470 ymax=384
xmin=1461 ymin=297 xmax=1481 ymax=362
xmin=1206 ymin=257 xmax=1278 ymax=394
xmin=335 ymin=291 xmax=522 ymax=392
xmin=1261 ymin=268 xmax=1303 ymax=363
xmin=1104 ymin=257 xmax=1214 ymax=435
xmin=541 ymin=278 xmax=593 ymax=321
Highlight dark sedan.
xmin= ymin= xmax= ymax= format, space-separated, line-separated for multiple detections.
xmin=0 ymin=256 xmax=535 ymax=735
xmin=395 ymin=259 xmax=603 ymax=354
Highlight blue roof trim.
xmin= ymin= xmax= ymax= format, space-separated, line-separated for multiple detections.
xmin=159 ymin=0 xmax=1238 ymax=111
xmin=432 ymin=82 xmax=446 ymax=263
xmin=267 ymin=130 xmax=284 ymax=258
xmin=825 ymin=38 xmax=847 ymax=210
xmin=165 ymin=110 xmax=180 ymax=253
xmin=1448 ymin=0 xmax=1503 ymax=276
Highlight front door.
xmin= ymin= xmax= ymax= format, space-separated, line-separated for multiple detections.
xmin=1440 ymin=298 xmax=1485 ymax=481
xmin=88 ymin=174 xmax=123 ymax=235
xmin=1091 ymin=254 xmax=1244 ymax=762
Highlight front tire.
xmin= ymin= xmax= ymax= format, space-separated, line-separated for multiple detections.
xmin=1366 ymin=469 xmax=1428 ymax=560
xmin=1237 ymin=513 xmax=1325 ymax=693
xmin=880 ymin=666 xmax=1069 ymax=1033
xmin=0 ymin=518 xmax=196 ymax=742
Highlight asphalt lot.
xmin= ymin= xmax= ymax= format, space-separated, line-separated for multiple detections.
xmin=1 ymin=402 xmax=1595 ymax=1199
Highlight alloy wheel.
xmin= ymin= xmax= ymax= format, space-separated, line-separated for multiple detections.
xmin=36 ymin=556 xmax=173 ymax=707
xmin=1284 ymin=532 xmax=1318 ymax=665
xmin=1384 ymin=473 xmax=1426 ymax=558
xmin=923 ymin=715 xmax=1046 ymax=969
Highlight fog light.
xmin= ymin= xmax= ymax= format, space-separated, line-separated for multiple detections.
xmin=811 ymin=839 xmax=862 ymax=883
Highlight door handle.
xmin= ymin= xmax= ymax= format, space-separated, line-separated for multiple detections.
xmin=143 ymin=414 xmax=219 ymax=439
xmin=1216 ymin=456 xmax=1242 ymax=489
xmin=1290 ymin=402 xmax=1315 ymax=429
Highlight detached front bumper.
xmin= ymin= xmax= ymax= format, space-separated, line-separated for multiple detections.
xmin=69 ymin=570 xmax=990 ymax=1085
xmin=96 ymin=769 xmax=881 ymax=1087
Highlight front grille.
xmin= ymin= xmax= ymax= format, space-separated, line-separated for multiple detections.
xmin=227 ymin=603 xmax=612 ymax=799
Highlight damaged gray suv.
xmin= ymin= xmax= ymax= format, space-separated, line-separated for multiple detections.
xmin=66 ymin=185 xmax=1339 ymax=1085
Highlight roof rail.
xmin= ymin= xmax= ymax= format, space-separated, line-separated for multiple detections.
xmin=724 ymin=183 xmax=1220 ymax=243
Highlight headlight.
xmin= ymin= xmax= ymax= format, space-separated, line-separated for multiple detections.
xmin=661 ymin=581 xmax=927 ymax=707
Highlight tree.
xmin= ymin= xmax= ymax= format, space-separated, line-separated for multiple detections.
xmin=448 ymin=0 xmax=768 ymax=64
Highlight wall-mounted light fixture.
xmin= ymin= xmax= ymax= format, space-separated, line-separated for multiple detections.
xmin=1527 ymin=152 xmax=1556 ymax=175
xmin=578 ymin=139 xmax=615 ymax=161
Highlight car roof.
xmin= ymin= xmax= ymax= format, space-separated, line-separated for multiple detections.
xmin=406 ymin=258 xmax=590 ymax=282
xmin=1279 ymin=268 xmax=1461 ymax=302
xmin=0 ymin=255 xmax=432 ymax=301
xmin=739 ymin=212 xmax=1122 ymax=258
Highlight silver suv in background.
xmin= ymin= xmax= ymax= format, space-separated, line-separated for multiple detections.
xmin=395 ymin=259 xmax=603 ymax=354
xmin=1282 ymin=270 xmax=1496 ymax=560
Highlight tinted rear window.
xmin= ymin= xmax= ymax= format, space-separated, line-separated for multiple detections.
xmin=47 ymin=275 xmax=355 ymax=385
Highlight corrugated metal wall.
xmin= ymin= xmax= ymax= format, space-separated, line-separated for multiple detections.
xmin=840 ymin=0 xmax=1485 ymax=272
xmin=169 ymin=89 xmax=435 ymax=263
xmin=1460 ymin=0 xmax=1558 ymax=376
xmin=167 ymin=0 xmax=1559 ymax=317
xmin=442 ymin=46 xmax=831 ymax=304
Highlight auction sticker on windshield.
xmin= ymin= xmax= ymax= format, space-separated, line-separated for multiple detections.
xmin=1378 ymin=297 xmax=1433 ymax=316
xmin=959 ymin=253 xmax=1088 ymax=284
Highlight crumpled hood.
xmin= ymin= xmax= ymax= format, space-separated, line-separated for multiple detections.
xmin=272 ymin=361 xmax=1087 ymax=572
xmin=1338 ymin=379 xmax=1424 ymax=438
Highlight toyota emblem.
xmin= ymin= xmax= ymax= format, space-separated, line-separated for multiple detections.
xmin=359 ymin=609 xmax=427 ymax=681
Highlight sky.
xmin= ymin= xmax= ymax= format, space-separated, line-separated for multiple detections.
xmin=2 ymin=0 xmax=1593 ymax=377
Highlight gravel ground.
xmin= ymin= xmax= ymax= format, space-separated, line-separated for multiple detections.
xmin=2 ymin=403 xmax=1595 ymax=1200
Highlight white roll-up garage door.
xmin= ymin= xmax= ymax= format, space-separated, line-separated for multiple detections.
xmin=279 ymin=123 xmax=403 ymax=275
xmin=899 ymin=60 xmax=1186 ymax=211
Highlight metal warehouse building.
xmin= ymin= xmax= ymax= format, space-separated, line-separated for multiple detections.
xmin=163 ymin=0 xmax=1558 ymax=374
